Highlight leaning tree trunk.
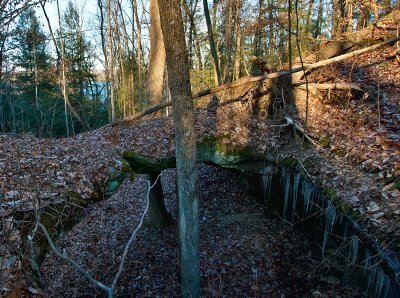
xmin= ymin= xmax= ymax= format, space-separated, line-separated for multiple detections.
xmin=158 ymin=0 xmax=200 ymax=296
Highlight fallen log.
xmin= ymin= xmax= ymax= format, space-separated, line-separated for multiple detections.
xmin=123 ymin=101 xmax=172 ymax=122
xmin=293 ymin=82 xmax=362 ymax=91
xmin=117 ymin=36 xmax=399 ymax=123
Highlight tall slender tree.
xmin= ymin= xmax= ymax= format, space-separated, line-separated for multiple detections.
xmin=158 ymin=0 xmax=200 ymax=296
xmin=203 ymin=0 xmax=221 ymax=85
xmin=147 ymin=0 xmax=166 ymax=112
xmin=223 ymin=0 xmax=234 ymax=83
xmin=107 ymin=0 xmax=115 ymax=122
xmin=233 ymin=0 xmax=242 ymax=81
xmin=57 ymin=0 xmax=70 ymax=136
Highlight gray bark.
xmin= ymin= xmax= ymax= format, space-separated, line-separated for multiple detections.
xmin=107 ymin=0 xmax=115 ymax=122
xmin=158 ymin=0 xmax=200 ymax=296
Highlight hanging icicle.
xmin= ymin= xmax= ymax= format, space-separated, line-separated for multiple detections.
xmin=351 ymin=235 xmax=359 ymax=264
xmin=281 ymin=168 xmax=291 ymax=220
xmin=261 ymin=174 xmax=272 ymax=200
xmin=291 ymin=172 xmax=301 ymax=222
xmin=363 ymin=249 xmax=371 ymax=273
xmin=301 ymin=179 xmax=314 ymax=216
xmin=322 ymin=201 xmax=336 ymax=254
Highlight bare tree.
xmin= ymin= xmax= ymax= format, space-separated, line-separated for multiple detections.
xmin=107 ymin=0 xmax=116 ymax=122
xmin=56 ymin=0 xmax=70 ymax=137
xmin=181 ymin=1 xmax=203 ymax=70
xmin=223 ymin=0 xmax=234 ymax=83
xmin=132 ymin=0 xmax=143 ymax=110
xmin=158 ymin=0 xmax=200 ymax=296
xmin=202 ymin=0 xmax=221 ymax=85
xmin=97 ymin=0 xmax=113 ymax=122
xmin=233 ymin=0 xmax=242 ymax=81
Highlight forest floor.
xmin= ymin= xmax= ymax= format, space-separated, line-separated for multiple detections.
xmin=40 ymin=164 xmax=368 ymax=297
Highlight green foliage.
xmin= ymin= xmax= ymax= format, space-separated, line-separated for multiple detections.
xmin=0 ymin=4 xmax=108 ymax=137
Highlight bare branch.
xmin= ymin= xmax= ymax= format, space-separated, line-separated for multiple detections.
xmin=38 ymin=223 xmax=113 ymax=297
xmin=111 ymin=174 xmax=161 ymax=290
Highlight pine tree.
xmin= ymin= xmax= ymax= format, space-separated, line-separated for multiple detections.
xmin=10 ymin=8 xmax=58 ymax=136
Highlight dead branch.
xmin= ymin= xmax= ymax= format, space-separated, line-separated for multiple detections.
xmin=285 ymin=117 xmax=319 ymax=146
xmin=111 ymin=174 xmax=161 ymax=290
xmin=294 ymin=82 xmax=362 ymax=91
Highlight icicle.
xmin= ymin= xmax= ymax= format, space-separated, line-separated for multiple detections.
xmin=322 ymin=201 xmax=336 ymax=254
xmin=281 ymin=168 xmax=291 ymax=220
xmin=367 ymin=262 xmax=378 ymax=294
xmin=261 ymin=174 xmax=272 ymax=200
xmin=363 ymin=249 xmax=371 ymax=273
xmin=343 ymin=223 xmax=348 ymax=239
xmin=351 ymin=235 xmax=359 ymax=264
xmin=291 ymin=173 xmax=300 ymax=222
xmin=338 ymin=214 xmax=343 ymax=224
xmin=374 ymin=267 xmax=385 ymax=297
xmin=301 ymin=179 xmax=313 ymax=216
xmin=382 ymin=273 xmax=391 ymax=298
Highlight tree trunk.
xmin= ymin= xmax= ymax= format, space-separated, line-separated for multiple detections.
xmin=346 ymin=0 xmax=353 ymax=33
xmin=223 ymin=0 xmax=234 ymax=84
xmin=57 ymin=0 xmax=69 ymax=137
xmin=144 ymin=172 xmax=173 ymax=229
xmin=256 ymin=0 xmax=264 ymax=57
xmin=33 ymin=46 xmax=38 ymax=110
xmin=304 ymin=0 xmax=314 ymax=35
xmin=233 ymin=0 xmax=242 ymax=81
xmin=182 ymin=0 xmax=203 ymax=70
xmin=147 ymin=0 xmax=166 ymax=114
xmin=132 ymin=0 xmax=143 ymax=111
xmin=107 ymin=0 xmax=116 ymax=122
xmin=97 ymin=0 xmax=112 ymax=122
xmin=357 ymin=4 xmax=370 ymax=30
xmin=203 ymin=0 xmax=221 ymax=86
xmin=332 ymin=0 xmax=344 ymax=37
xmin=158 ymin=0 xmax=199 ymax=296
xmin=314 ymin=0 xmax=323 ymax=37
xmin=40 ymin=1 xmax=61 ymax=65
xmin=194 ymin=26 xmax=203 ymax=70
xmin=267 ymin=0 xmax=274 ymax=59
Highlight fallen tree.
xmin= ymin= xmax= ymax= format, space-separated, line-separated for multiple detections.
xmin=118 ymin=35 xmax=399 ymax=123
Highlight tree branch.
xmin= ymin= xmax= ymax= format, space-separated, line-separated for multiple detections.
xmin=111 ymin=174 xmax=161 ymax=290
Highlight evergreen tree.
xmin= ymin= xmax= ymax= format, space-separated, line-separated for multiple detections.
xmin=9 ymin=9 xmax=61 ymax=136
